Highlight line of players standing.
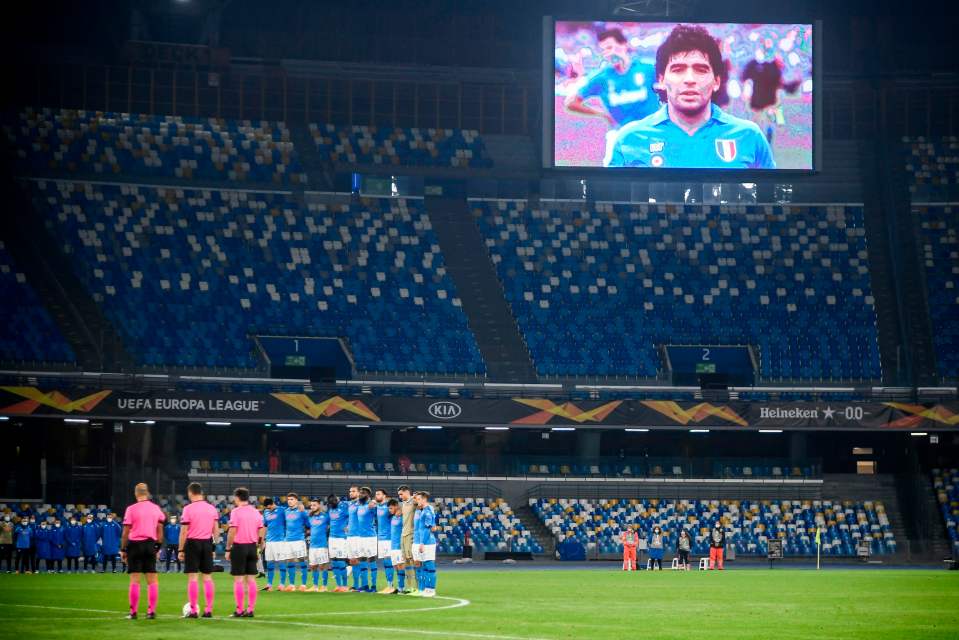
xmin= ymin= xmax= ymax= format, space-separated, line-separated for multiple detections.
xmin=3 ymin=512 xmax=124 ymax=574
xmin=261 ymin=484 xmax=439 ymax=598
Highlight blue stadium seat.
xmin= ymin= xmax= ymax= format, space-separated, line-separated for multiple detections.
xmin=0 ymin=241 xmax=75 ymax=364
xmin=29 ymin=181 xmax=484 ymax=375
xmin=309 ymin=124 xmax=492 ymax=169
xmin=5 ymin=108 xmax=307 ymax=185
xmin=532 ymin=497 xmax=895 ymax=557
xmin=932 ymin=469 xmax=959 ymax=545
xmin=473 ymin=199 xmax=882 ymax=381
xmin=913 ymin=205 xmax=959 ymax=380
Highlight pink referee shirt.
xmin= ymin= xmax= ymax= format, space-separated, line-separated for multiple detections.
xmin=181 ymin=499 xmax=220 ymax=540
xmin=122 ymin=500 xmax=166 ymax=542
xmin=229 ymin=504 xmax=262 ymax=545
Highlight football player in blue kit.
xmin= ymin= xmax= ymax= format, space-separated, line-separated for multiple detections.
xmin=609 ymin=24 xmax=775 ymax=169
xmin=564 ymin=27 xmax=660 ymax=166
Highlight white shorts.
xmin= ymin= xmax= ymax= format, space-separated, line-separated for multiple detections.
xmin=308 ymin=547 xmax=330 ymax=566
xmin=355 ymin=536 xmax=377 ymax=558
xmin=377 ymin=540 xmax=392 ymax=560
xmin=347 ymin=537 xmax=359 ymax=560
xmin=412 ymin=543 xmax=437 ymax=563
xmin=390 ymin=549 xmax=405 ymax=566
xmin=603 ymin=128 xmax=619 ymax=167
xmin=285 ymin=540 xmax=307 ymax=560
xmin=264 ymin=541 xmax=285 ymax=563
xmin=328 ymin=538 xmax=348 ymax=559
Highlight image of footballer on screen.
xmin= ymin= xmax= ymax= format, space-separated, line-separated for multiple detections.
xmin=554 ymin=22 xmax=813 ymax=169
xmin=608 ymin=24 xmax=774 ymax=169
xmin=561 ymin=27 xmax=660 ymax=166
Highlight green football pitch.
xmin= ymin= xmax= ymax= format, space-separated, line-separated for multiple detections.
xmin=0 ymin=569 xmax=957 ymax=639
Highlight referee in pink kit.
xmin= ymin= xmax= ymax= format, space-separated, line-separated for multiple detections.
xmin=225 ymin=487 xmax=265 ymax=618
xmin=178 ymin=482 xmax=220 ymax=618
xmin=120 ymin=483 xmax=166 ymax=620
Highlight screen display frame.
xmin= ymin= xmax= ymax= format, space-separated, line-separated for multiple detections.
xmin=542 ymin=16 xmax=822 ymax=176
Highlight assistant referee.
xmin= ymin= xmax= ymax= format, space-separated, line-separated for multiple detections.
xmin=120 ymin=483 xmax=166 ymax=620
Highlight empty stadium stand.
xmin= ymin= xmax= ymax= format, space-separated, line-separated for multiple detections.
xmin=309 ymin=123 xmax=492 ymax=168
xmin=532 ymin=497 xmax=896 ymax=557
xmin=180 ymin=452 xmax=820 ymax=479
xmin=914 ymin=206 xmax=958 ymax=381
xmin=0 ymin=240 xmax=75 ymax=364
xmin=0 ymin=501 xmax=116 ymax=521
xmin=5 ymin=108 xmax=307 ymax=185
xmin=473 ymin=199 xmax=882 ymax=381
xmin=932 ymin=469 xmax=959 ymax=551
xmin=26 ymin=180 xmax=484 ymax=373
xmin=903 ymin=137 xmax=959 ymax=200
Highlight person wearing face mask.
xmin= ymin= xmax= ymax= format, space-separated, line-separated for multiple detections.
xmin=101 ymin=513 xmax=123 ymax=573
xmin=64 ymin=517 xmax=82 ymax=573
xmin=50 ymin=518 xmax=66 ymax=573
xmin=164 ymin=514 xmax=181 ymax=573
xmin=0 ymin=515 xmax=13 ymax=573
xmin=49 ymin=519 xmax=66 ymax=573
xmin=647 ymin=525 xmax=665 ymax=571
xmin=676 ymin=528 xmax=692 ymax=571
xmin=15 ymin=517 xmax=33 ymax=574
xmin=35 ymin=521 xmax=52 ymax=573
xmin=28 ymin=517 xmax=39 ymax=573
xmin=709 ymin=521 xmax=727 ymax=570
xmin=81 ymin=515 xmax=101 ymax=573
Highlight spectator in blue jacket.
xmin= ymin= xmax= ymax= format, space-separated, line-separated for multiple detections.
xmin=15 ymin=519 xmax=32 ymax=574
xmin=81 ymin=514 xmax=101 ymax=573
xmin=35 ymin=522 xmax=52 ymax=573
xmin=64 ymin=517 xmax=82 ymax=573
xmin=48 ymin=519 xmax=66 ymax=572
xmin=99 ymin=513 xmax=122 ymax=573
xmin=163 ymin=514 xmax=181 ymax=573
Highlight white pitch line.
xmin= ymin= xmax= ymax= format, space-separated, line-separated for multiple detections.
xmin=265 ymin=594 xmax=470 ymax=617
xmin=0 ymin=603 xmax=119 ymax=615
xmin=0 ymin=600 xmax=552 ymax=640
xmin=0 ymin=616 xmax=123 ymax=622
xmin=224 ymin=616 xmax=555 ymax=640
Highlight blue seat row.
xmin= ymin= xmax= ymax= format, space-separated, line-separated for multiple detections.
xmin=29 ymin=180 xmax=484 ymax=374
xmin=534 ymin=498 xmax=896 ymax=556
xmin=310 ymin=123 xmax=492 ymax=169
xmin=913 ymin=205 xmax=959 ymax=380
xmin=5 ymin=108 xmax=307 ymax=185
xmin=473 ymin=199 xmax=882 ymax=382
xmin=0 ymin=241 xmax=75 ymax=364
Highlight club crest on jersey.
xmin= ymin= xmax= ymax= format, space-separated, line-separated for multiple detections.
xmin=715 ymin=139 xmax=737 ymax=162
xmin=650 ymin=154 xmax=664 ymax=167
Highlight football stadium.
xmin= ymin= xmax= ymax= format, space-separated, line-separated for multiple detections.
xmin=1 ymin=0 xmax=958 ymax=638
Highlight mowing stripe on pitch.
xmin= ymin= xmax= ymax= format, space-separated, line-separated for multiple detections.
xmin=223 ymin=615 xmax=554 ymax=640
xmin=0 ymin=600 xmax=552 ymax=640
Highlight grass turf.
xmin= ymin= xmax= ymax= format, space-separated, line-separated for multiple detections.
xmin=0 ymin=569 xmax=957 ymax=639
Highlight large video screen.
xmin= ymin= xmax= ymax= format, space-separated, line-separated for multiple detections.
xmin=549 ymin=20 xmax=815 ymax=170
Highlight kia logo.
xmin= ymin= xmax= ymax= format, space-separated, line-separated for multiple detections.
xmin=428 ymin=401 xmax=462 ymax=420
